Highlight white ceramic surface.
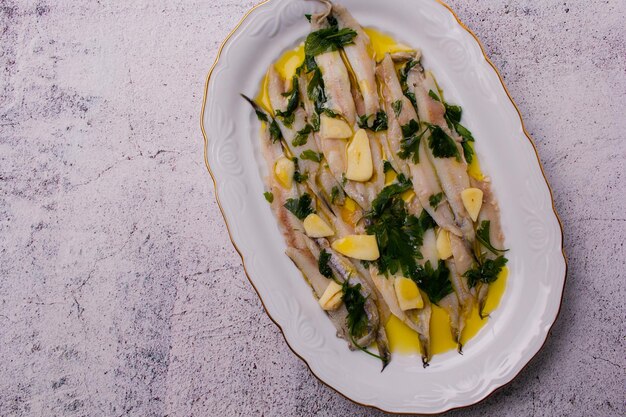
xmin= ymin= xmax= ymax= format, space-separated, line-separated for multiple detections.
xmin=202 ymin=0 xmax=566 ymax=413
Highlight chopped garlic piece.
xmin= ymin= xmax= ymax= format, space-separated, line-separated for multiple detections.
xmin=461 ymin=188 xmax=484 ymax=222
xmin=274 ymin=156 xmax=294 ymax=189
xmin=345 ymin=129 xmax=373 ymax=182
xmin=319 ymin=115 xmax=352 ymax=140
xmin=319 ymin=281 xmax=343 ymax=310
xmin=394 ymin=276 xmax=424 ymax=311
xmin=436 ymin=229 xmax=452 ymax=260
xmin=331 ymin=234 xmax=380 ymax=261
xmin=303 ymin=214 xmax=334 ymax=238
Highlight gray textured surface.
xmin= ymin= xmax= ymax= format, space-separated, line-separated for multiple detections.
xmin=0 ymin=0 xmax=624 ymax=415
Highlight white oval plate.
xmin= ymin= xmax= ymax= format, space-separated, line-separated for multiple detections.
xmin=201 ymin=0 xmax=566 ymax=413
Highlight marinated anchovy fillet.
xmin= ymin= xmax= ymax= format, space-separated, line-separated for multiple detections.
xmin=322 ymin=0 xmax=380 ymax=118
xmin=406 ymin=65 xmax=475 ymax=243
xmin=470 ymin=177 xmax=507 ymax=317
xmin=242 ymin=0 xmax=507 ymax=368
xmin=377 ymin=54 xmax=461 ymax=237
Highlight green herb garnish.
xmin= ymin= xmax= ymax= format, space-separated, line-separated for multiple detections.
xmin=392 ymin=100 xmax=403 ymax=117
xmin=369 ymin=174 xmax=413 ymax=217
xmin=330 ymin=186 xmax=341 ymax=204
xmin=292 ymin=124 xmax=313 ymax=146
xmin=476 ymin=220 xmax=508 ymax=255
xmin=371 ymin=110 xmax=388 ymax=131
xmin=304 ymin=26 xmax=357 ymax=57
xmin=357 ymin=111 xmax=388 ymax=132
xmin=268 ymin=119 xmax=283 ymax=143
xmin=318 ymin=249 xmax=333 ymax=279
xmin=399 ymin=60 xmax=420 ymax=112
xmin=456 ymin=124 xmax=475 ymax=163
xmin=241 ymin=94 xmax=283 ymax=143
xmin=464 ymin=255 xmax=508 ymax=288
xmin=383 ymin=160 xmax=395 ymax=174
xmin=263 ymin=191 xmax=274 ymax=203
xmin=342 ymin=280 xmax=368 ymax=337
xmin=300 ymin=150 xmax=323 ymax=163
xmin=429 ymin=192 xmax=444 ymax=208
xmin=425 ymin=124 xmax=460 ymax=160
xmin=284 ymin=193 xmax=315 ymax=220
xmin=275 ymin=76 xmax=300 ymax=127
xmin=293 ymin=171 xmax=309 ymax=183
xmin=412 ymin=260 xmax=453 ymax=304
xmin=308 ymin=68 xmax=327 ymax=114
xmin=418 ymin=209 xmax=436 ymax=231
xmin=428 ymin=90 xmax=475 ymax=163
xmin=366 ymin=176 xmax=425 ymax=278
xmin=398 ymin=119 xmax=425 ymax=163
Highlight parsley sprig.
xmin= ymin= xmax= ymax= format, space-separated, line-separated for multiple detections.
xmin=305 ymin=26 xmax=357 ymax=57
xmin=284 ymin=193 xmax=315 ymax=220
xmin=464 ymin=255 xmax=507 ymax=288
xmin=241 ymin=94 xmax=283 ymax=143
xmin=428 ymin=89 xmax=475 ymax=163
xmin=476 ymin=220 xmax=508 ymax=255
xmin=318 ymin=249 xmax=334 ymax=279
xmin=412 ymin=260 xmax=453 ymax=305
xmin=424 ymin=123 xmax=460 ymax=160
xmin=357 ymin=111 xmax=388 ymax=132
xmin=398 ymin=119 xmax=426 ymax=163
xmin=366 ymin=175 xmax=425 ymax=278
xmin=275 ymin=76 xmax=300 ymax=127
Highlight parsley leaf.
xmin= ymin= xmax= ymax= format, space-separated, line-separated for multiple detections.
xmin=428 ymin=89 xmax=440 ymax=102
xmin=418 ymin=209 xmax=437 ymax=231
xmin=366 ymin=176 xmax=425 ymax=278
xmin=284 ymin=193 xmax=315 ymax=220
xmin=304 ymin=53 xmax=318 ymax=72
xmin=357 ymin=111 xmax=388 ymax=132
xmin=305 ymin=26 xmax=357 ymax=57
xmin=476 ymin=221 xmax=508 ymax=255
xmin=318 ymin=249 xmax=333 ymax=279
xmin=293 ymin=171 xmax=309 ymax=183
xmin=399 ymin=59 xmax=418 ymax=89
xmin=300 ymin=150 xmax=323 ymax=163
xmin=371 ymin=110 xmax=388 ymax=131
xmin=292 ymin=124 xmax=313 ymax=147
xmin=369 ymin=174 xmax=413 ymax=217
xmin=425 ymin=124 xmax=460 ymax=160
xmin=307 ymin=68 xmax=327 ymax=114
xmin=429 ymin=90 xmax=476 ymax=163
xmin=398 ymin=119 xmax=425 ymax=163
xmin=404 ymin=91 xmax=418 ymax=110
xmin=275 ymin=76 xmax=300 ymax=127
xmin=383 ymin=160 xmax=395 ymax=174
xmin=429 ymin=192 xmax=444 ymax=208
xmin=456 ymin=123 xmax=475 ymax=163
xmin=357 ymin=114 xmax=369 ymax=129
xmin=392 ymin=100 xmax=403 ymax=117
xmin=342 ymin=280 xmax=368 ymax=338
xmin=399 ymin=60 xmax=420 ymax=112
xmin=464 ymin=255 xmax=507 ymax=288
xmin=412 ymin=260 xmax=453 ymax=305
xmin=269 ymin=119 xmax=283 ymax=143
xmin=304 ymin=13 xmax=312 ymax=22
xmin=263 ymin=191 xmax=274 ymax=203
xmin=241 ymin=94 xmax=283 ymax=143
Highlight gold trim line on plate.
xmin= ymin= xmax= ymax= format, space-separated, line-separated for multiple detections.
xmin=199 ymin=0 xmax=568 ymax=414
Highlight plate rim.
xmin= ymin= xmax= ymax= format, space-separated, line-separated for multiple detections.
xmin=200 ymin=0 xmax=568 ymax=414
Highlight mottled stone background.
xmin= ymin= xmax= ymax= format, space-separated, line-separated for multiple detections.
xmin=0 ymin=0 xmax=624 ymax=416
